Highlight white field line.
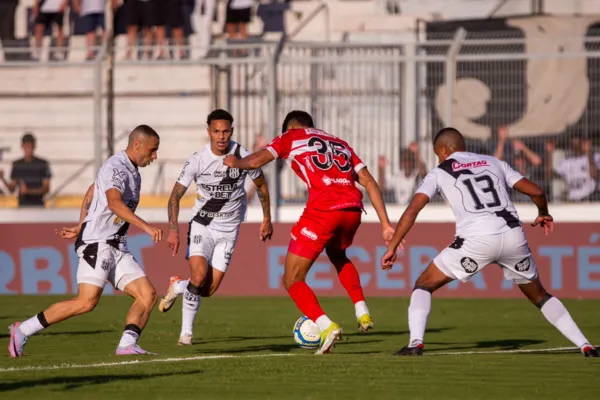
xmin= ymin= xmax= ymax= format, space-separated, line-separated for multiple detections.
xmin=0 ymin=353 xmax=293 ymax=373
xmin=1 ymin=345 xmax=592 ymax=372
xmin=429 ymin=346 xmax=586 ymax=356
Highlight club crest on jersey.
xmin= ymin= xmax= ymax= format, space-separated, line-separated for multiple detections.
xmin=460 ymin=257 xmax=478 ymax=273
xmin=193 ymin=235 xmax=202 ymax=245
xmin=452 ymin=160 xmax=488 ymax=171
xmin=515 ymin=257 xmax=531 ymax=272
xmin=228 ymin=168 xmax=240 ymax=179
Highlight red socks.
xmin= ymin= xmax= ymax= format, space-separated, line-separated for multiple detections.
xmin=287 ymin=281 xmax=325 ymax=322
xmin=336 ymin=261 xmax=365 ymax=304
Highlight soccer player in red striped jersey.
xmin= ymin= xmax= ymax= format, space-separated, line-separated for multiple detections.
xmin=224 ymin=110 xmax=395 ymax=354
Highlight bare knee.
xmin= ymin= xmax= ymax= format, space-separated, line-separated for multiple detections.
xmin=189 ymin=272 xmax=207 ymax=288
xmin=283 ymin=269 xmax=304 ymax=290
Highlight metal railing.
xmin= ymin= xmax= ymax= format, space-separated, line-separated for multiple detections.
xmin=2 ymin=31 xmax=600 ymax=214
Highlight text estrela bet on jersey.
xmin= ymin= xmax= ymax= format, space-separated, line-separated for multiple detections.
xmin=76 ymin=151 xmax=141 ymax=250
xmin=178 ymin=142 xmax=262 ymax=231
xmin=417 ymin=152 xmax=525 ymax=237
xmin=265 ymin=128 xmax=365 ymax=211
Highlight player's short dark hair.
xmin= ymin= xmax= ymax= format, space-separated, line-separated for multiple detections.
xmin=129 ymin=125 xmax=160 ymax=145
xmin=433 ymin=127 xmax=462 ymax=144
xmin=207 ymin=109 xmax=234 ymax=125
xmin=281 ymin=110 xmax=314 ymax=133
xmin=22 ymin=132 xmax=36 ymax=144
xmin=132 ymin=125 xmax=159 ymax=138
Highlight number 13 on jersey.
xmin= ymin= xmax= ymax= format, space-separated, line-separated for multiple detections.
xmin=456 ymin=171 xmax=508 ymax=213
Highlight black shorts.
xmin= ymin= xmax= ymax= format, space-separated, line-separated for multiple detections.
xmin=226 ymin=6 xmax=251 ymax=24
xmin=154 ymin=0 xmax=183 ymax=28
xmin=35 ymin=12 xmax=64 ymax=29
xmin=124 ymin=0 xmax=154 ymax=28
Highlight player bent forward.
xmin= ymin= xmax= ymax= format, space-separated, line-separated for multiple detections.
xmin=224 ymin=110 xmax=395 ymax=354
xmin=382 ymin=127 xmax=599 ymax=357
xmin=8 ymin=126 xmax=163 ymax=357
xmin=158 ymin=109 xmax=273 ymax=346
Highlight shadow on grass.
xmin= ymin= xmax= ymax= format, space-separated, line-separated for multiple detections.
xmin=0 ymin=369 xmax=203 ymax=392
xmin=0 ymin=330 xmax=116 ymax=340
xmin=427 ymin=338 xmax=548 ymax=353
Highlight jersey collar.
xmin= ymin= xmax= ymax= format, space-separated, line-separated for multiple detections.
xmin=120 ymin=151 xmax=139 ymax=173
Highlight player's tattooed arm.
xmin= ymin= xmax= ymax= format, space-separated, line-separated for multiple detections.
xmin=253 ymin=174 xmax=271 ymax=221
xmin=168 ymin=182 xmax=188 ymax=232
xmin=78 ymin=183 xmax=95 ymax=225
xmin=252 ymin=174 xmax=273 ymax=241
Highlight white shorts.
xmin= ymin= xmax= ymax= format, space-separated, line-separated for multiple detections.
xmin=186 ymin=221 xmax=239 ymax=273
xmin=433 ymin=228 xmax=538 ymax=285
xmin=76 ymin=243 xmax=146 ymax=291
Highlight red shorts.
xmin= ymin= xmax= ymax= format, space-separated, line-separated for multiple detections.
xmin=289 ymin=208 xmax=362 ymax=260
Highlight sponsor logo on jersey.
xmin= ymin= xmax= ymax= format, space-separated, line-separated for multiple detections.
xmin=193 ymin=235 xmax=202 ymax=245
xmin=111 ymin=169 xmax=127 ymax=191
xmin=224 ymin=250 xmax=233 ymax=260
xmin=179 ymin=162 xmax=190 ymax=180
xmin=515 ymin=257 xmax=531 ymax=272
xmin=101 ymin=259 xmax=111 ymax=271
xmin=322 ymin=177 xmax=352 ymax=186
xmin=460 ymin=257 xmax=478 ymax=273
xmin=201 ymin=172 xmax=211 ymax=177
xmin=452 ymin=160 xmax=489 ymax=171
xmin=198 ymin=210 xmax=235 ymax=219
xmin=290 ymin=232 xmax=297 ymax=241
xmin=228 ymin=168 xmax=240 ymax=179
xmin=301 ymin=227 xmax=318 ymax=241
xmin=214 ymin=171 xmax=226 ymax=178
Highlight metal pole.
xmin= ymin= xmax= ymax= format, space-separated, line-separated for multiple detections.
xmin=445 ymin=27 xmax=467 ymax=127
xmin=106 ymin=2 xmax=115 ymax=157
xmin=93 ymin=57 xmax=103 ymax=175
xmin=267 ymin=55 xmax=279 ymax=222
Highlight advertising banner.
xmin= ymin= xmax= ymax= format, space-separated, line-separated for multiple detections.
xmin=1 ymin=223 xmax=599 ymax=298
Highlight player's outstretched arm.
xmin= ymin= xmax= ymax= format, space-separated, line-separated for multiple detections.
xmin=106 ymin=188 xmax=162 ymax=242
xmin=223 ymin=149 xmax=275 ymax=170
xmin=381 ymin=193 xmax=429 ymax=269
xmin=356 ymin=167 xmax=394 ymax=244
xmin=252 ymin=174 xmax=273 ymax=241
xmin=167 ymin=182 xmax=188 ymax=255
xmin=513 ymin=178 xmax=554 ymax=236
xmin=56 ymin=183 xmax=94 ymax=239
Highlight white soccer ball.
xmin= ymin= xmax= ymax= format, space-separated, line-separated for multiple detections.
xmin=293 ymin=316 xmax=321 ymax=349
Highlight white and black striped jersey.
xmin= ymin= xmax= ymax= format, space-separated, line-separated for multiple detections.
xmin=178 ymin=142 xmax=262 ymax=232
xmin=416 ymin=152 xmax=525 ymax=238
xmin=76 ymin=151 xmax=141 ymax=251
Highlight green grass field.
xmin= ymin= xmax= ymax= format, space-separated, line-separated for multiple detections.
xmin=0 ymin=296 xmax=598 ymax=399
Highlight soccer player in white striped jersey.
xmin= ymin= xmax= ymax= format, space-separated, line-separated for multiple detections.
xmin=158 ymin=109 xmax=273 ymax=346
xmin=8 ymin=125 xmax=163 ymax=357
xmin=382 ymin=127 xmax=599 ymax=357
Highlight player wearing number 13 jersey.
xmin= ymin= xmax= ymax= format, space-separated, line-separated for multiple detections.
xmin=225 ymin=110 xmax=395 ymax=354
xmin=381 ymin=127 xmax=598 ymax=357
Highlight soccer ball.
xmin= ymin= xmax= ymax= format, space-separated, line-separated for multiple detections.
xmin=293 ymin=316 xmax=321 ymax=349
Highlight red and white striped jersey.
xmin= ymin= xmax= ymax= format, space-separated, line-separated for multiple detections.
xmin=265 ymin=128 xmax=365 ymax=211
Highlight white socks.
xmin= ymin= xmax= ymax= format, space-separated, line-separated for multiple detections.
xmin=181 ymin=288 xmax=201 ymax=336
xmin=354 ymin=301 xmax=369 ymax=319
xmin=315 ymin=315 xmax=333 ymax=332
xmin=174 ymin=279 xmax=190 ymax=295
xmin=118 ymin=324 xmax=141 ymax=348
xmin=19 ymin=314 xmax=46 ymax=336
xmin=540 ymin=297 xmax=591 ymax=349
xmin=408 ymin=289 xmax=432 ymax=347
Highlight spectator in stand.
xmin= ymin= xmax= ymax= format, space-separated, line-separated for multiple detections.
xmin=226 ymin=0 xmax=254 ymax=47
xmin=0 ymin=0 xmax=19 ymax=47
xmin=124 ymin=0 xmax=154 ymax=60
xmin=509 ymin=138 xmax=545 ymax=202
xmin=155 ymin=0 xmax=185 ymax=60
xmin=546 ymin=135 xmax=600 ymax=202
xmin=0 ymin=133 xmax=52 ymax=207
xmin=32 ymin=0 xmax=69 ymax=60
xmin=74 ymin=0 xmax=117 ymax=60
xmin=377 ymin=141 xmax=426 ymax=204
